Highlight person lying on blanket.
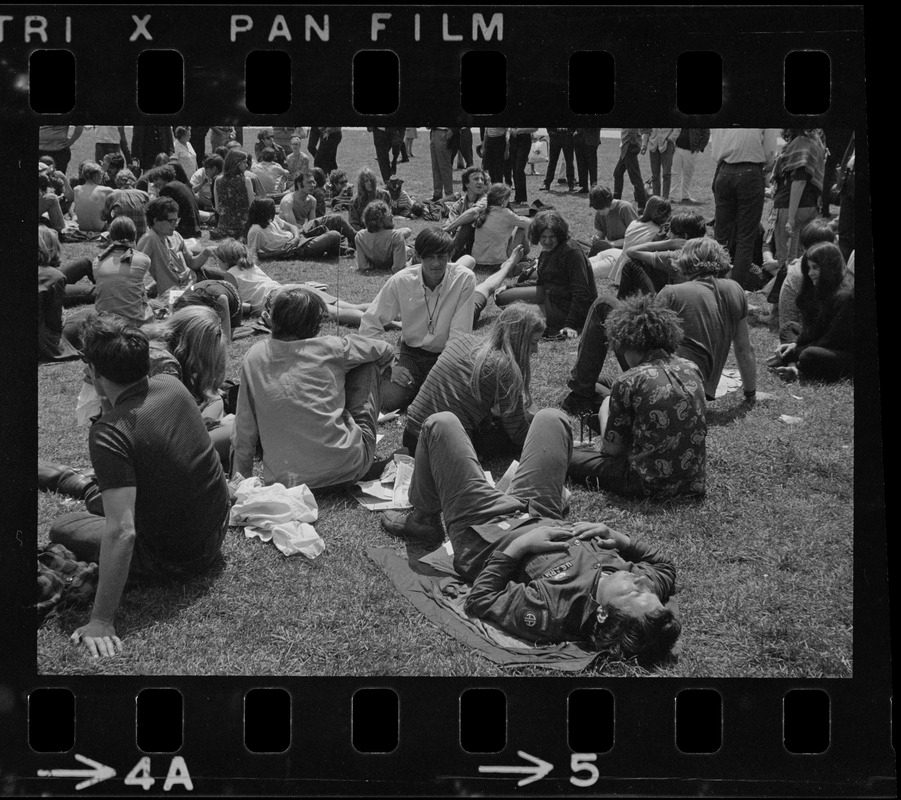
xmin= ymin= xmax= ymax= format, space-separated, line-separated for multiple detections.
xmin=381 ymin=408 xmax=681 ymax=662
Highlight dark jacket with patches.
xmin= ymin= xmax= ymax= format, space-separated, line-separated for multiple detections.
xmin=461 ymin=516 xmax=676 ymax=644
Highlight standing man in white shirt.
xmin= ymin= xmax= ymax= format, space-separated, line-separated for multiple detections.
xmin=360 ymin=227 xmax=476 ymax=412
xmin=709 ymin=128 xmax=780 ymax=289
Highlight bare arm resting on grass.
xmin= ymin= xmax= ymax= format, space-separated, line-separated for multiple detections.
xmin=69 ymin=487 xmax=136 ymax=658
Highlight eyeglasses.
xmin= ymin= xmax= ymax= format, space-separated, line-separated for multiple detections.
xmin=164 ymin=216 xmax=180 ymax=224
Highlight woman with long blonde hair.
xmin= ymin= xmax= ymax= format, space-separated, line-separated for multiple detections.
xmin=403 ymin=302 xmax=546 ymax=455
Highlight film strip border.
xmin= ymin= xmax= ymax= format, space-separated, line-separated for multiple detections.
xmin=0 ymin=7 xmax=865 ymax=123
xmin=14 ymin=678 xmax=895 ymax=794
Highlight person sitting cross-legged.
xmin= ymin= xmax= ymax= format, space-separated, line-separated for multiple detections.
xmin=359 ymin=227 xmax=477 ymax=413
xmin=381 ymin=408 xmax=681 ymax=661
xmin=567 ymin=294 xmax=707 ymax=500
xmin=49 ymin=313 xmax=230 ymax=658
xmin=233 ymin=286 xmax=394 ymax=491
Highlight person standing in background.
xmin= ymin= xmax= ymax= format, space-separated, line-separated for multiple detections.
xmin=39 ymin=126 xmax=85 ymax=176
xmin=672 ymin=128 xmax=710 ymax=204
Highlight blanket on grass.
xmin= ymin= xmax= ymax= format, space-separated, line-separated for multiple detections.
xmin=366 ymin=545 xmax=599 ymax=671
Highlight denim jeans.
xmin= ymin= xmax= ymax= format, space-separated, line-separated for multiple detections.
xmin=649 ymin=141 xmax=675 ymax=199
xmin=567 ymin=294 xmax=629 ymax=398
xmin=613 ymin=143 xmax=647 ymax=208
xmin=410 ymin=409 xmax=572 ymax=543
xmin=429 ymin=129 xmax=454 ymax=197
xmin=372 ymin=128 xmax=393 ymax=184
xmin=379 ymin=342 xmax=441 ymax=413
xmin=544 ymin=131 xmax=575 ymax=188
xmin=511 ymin=133 xmax=532 ymax=203
xmin=713 ymin=162 xmax=765 ymax=288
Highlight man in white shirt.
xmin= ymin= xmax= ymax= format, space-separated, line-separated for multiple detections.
xmin=709 ymin=128 xmax=780 ymax=289
xmin=360 ymin=227 xmax=476 ymax=412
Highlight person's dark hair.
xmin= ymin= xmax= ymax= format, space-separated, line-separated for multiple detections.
xmin=606 ymin=293 xmax=684 ymax=355
xmin=153 ymin=152 xmax=170 ymax=167
xmin=668 ymin=211 xmax=707 ymax=240
xmin=269 ymin=287 xmax=327 ymax=340
xmin=414 ymin=226 xmax=454 ymax=259
xmin=148 ymin=165 xmax=176 ymax=185
xmin=590 ymin=603 xmax=682 ymax=663
xmin=106 ymin=153 xmax=125 ymax=172
xmin=473 ymin=182 xmax=512 ymax=228
xmin=174 ymin=126 xmax=189 ymax=140
xmin=247 ymin=197 xmax=277 ymax=230
xmin=589 ymin=184 xmax=614 ymax=210
xmin=203 ymin=154 xmax=224 ymax=173
xmin=354 ymin=167 xmax=380 ymax=205
xmin=328 ymin=169 xmax=348 ymax=188
xmin=260 ymin=147 xmax=276 ymax=163
xmin=146 ymin=196 xmax=180 ymax=226
xmin=107 ymin=216 xmax=137 ymax=243
xmin=80 ymin=313 xmax=150 ymax=385
xmin=310 ymin=167 xmax=327 ymax=188
xmin=799 ymin=218 xmax=836 ymax=251
xmin=639 ymin=195 xmax=672 ymax=226
xmin=461 ymin=166 xmax=486 ymax=192
xmin=213 ymin=146 xmax=229 ymax=160
xmin=39 ymin=154 xmax=56 ymax=170
xmin=528 ymin=209 xmax=570 ymax=246
xmin=801 ymin=241 xmax=851 ymax=305
xmin=363 ymin=200 xmax=393 ymax=233
xmin=39 ymin=173 xmax=50 ymax=192
xmin=222 ymin=148 xmax=249 ymax=177
xmin=293 ymin=172 xmax=309 ymax=191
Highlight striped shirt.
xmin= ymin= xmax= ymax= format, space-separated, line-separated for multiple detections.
xmin=405 ymin=334 xmax=530 ymax=446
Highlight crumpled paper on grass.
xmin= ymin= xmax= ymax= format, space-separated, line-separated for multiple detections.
xmin=229 ymin=476 xmax=324 ymax=559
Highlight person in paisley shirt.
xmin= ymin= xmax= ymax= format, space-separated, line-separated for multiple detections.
xmin=567 ymin=293 xmax=707 ymax=499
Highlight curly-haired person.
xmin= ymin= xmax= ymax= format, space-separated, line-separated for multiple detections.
xmin=567 ymin=293 xmax=707 ymax=499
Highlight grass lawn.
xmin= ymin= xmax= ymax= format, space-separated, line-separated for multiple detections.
xmin=37 ymin=128 xmax=853 ymax=677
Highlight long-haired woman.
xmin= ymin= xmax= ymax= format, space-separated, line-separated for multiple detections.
xmin=213 ymin=148 xmax=254 ymax=239
xmin=772 ymin=241 xmax=853 ymax=382
xmin=402 ymin=302 xmax=546 ymax=455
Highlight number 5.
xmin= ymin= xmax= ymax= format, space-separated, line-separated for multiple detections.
xmin=570 ymin=753 xmax=599 ymax=787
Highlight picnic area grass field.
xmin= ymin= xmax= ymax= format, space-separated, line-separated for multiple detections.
xmin=37 ymin=128 xmax=853 ymax=677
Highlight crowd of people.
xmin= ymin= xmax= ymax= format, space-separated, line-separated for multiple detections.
xmin=38 ymin=125 xmax=855 ymax=664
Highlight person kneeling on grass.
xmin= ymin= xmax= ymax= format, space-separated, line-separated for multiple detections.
xmin=49 ymin=313 xmax=230 ymax=658
xmin=381 ymin=408 xmax=681 ymax=660
xmin=567 ymin=294 xmax=707 ymax=499
xmin=233 ymin=287 xmax=395 ymax=491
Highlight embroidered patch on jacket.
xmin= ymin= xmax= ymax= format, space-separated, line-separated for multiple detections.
xmin=542 ymin=560 xmax=573 ymax=578
xmin=523 ymin=612 xmax=537 ymax=627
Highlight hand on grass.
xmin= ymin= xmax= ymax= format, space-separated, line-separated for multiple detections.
xmin=560 ymin=327 xmax=579 ymax=339
xmin=71 ymin=620 xmax=122 ymax=659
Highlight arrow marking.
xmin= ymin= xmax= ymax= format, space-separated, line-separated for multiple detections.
xmin=38 ymin=753 xmax=116 ymax=790
xmin=479 ymin=750 xmax=553 ymax=787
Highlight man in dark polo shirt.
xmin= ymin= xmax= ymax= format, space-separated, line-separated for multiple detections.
xmin=50 ymin=314 xmax=230 ymax=658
